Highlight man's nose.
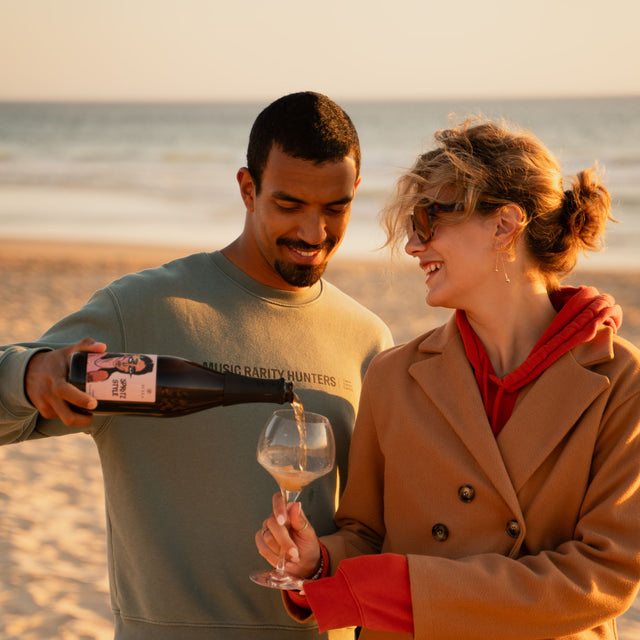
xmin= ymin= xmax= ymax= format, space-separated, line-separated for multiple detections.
xmin=297 ymin=210 xmax=327 ymax=246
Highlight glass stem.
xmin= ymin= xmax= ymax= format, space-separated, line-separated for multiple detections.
xmin=274 ymin=487 xmax=300 ymax=577
xmin=275 ymin=552 xmax=287 ymax=575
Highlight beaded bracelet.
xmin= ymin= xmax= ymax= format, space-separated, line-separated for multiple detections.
xmin=309 ymin=555 xmax=325 ymax=581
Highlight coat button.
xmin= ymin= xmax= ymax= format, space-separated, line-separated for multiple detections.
xmin=506 ymin=519 xmax=521 ymax=538
xmin=432 ymin=523 xmax=449 ymax=541
xmin=458 ymin=485 xmax=475 ymax=502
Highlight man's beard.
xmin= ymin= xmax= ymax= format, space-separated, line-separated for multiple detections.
xmin=274 ymin=260 xmax=327 ymax=287
xmin=275 ymin=238 xmax=336 ymax=287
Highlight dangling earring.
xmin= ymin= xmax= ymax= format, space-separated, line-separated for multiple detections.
xmin=495 ymin=250 xmax=511 ymax=284
xmin=503 ymin=256 xmax=511 ymax=284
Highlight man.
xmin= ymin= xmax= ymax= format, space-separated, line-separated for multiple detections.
xmin=0 ymin=92 xmax=393 ymax=639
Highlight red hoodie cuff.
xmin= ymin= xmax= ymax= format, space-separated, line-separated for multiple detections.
xmin=286 ymin=589 xmax=310 ymax=609
xmin=304 ymin=553 xmax=414 ymax=634
xmin=283 ymin=542 xmax=330 ymax=614
xmin=304 ymin=568 xmax=360 ymax=632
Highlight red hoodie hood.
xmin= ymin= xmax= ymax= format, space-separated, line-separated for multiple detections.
xmin=457 ymin=286 xmax=622 ymax=435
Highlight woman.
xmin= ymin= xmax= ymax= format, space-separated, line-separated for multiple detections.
xmin=86 ymin=353 xmax=154 ymax=382
xmin=256 ymin=119 xmax=640 ymax=639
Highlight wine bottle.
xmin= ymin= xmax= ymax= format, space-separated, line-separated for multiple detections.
xmin=68 ymin=352 xmax=295 ymax=417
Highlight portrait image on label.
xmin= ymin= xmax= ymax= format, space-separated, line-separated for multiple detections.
xmin=85 ymin=353 xmax=157 ymax=403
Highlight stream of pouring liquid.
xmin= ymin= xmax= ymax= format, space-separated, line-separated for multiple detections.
xmin=290 ymin=393 xmax=306 ymax=471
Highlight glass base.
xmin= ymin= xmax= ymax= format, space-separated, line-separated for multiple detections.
xmin=250 ymin=569 xmax=304 ymax=590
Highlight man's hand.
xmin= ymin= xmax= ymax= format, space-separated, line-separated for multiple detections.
xmin=25 ymin=337 xmax=107 ymax=427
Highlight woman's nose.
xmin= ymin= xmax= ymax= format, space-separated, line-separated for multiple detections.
xmin=405 ymin=231 xmax=427 ymax=256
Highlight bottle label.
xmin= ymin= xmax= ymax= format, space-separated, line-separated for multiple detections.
xmin=85 ymin=353 xmax=157 ymax=402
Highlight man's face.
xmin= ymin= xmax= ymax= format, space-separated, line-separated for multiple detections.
xmin=237 ymin=146 xmax=360 ymax=290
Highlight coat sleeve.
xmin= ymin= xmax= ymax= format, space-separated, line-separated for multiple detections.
xmin=408 ymin=383 xmax=640 ymax=640
xmin=320 ymin=372 xmax=387 ymax=570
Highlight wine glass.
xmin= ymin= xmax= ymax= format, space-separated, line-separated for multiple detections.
xmin=250 ymin=408 xmax=335 ymax=590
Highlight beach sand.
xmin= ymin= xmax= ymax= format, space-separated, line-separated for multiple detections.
xmin=1 ymin=239 xmax=640 ymax=639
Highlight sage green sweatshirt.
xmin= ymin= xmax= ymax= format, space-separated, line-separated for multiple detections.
xmin=0 ymin=251 xmax=393 ymax=639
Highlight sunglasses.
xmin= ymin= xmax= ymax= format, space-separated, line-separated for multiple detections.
xmin=410 ymin=201 xmax=497 ymax=244
xmin=127 ymin=355 xmax=139 ymax=376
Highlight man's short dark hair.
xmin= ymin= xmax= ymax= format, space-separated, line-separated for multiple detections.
xmin=246 ymin=91 xmax=361 ymax=193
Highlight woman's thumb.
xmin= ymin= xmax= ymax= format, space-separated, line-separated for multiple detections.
xmin=289 ymin=501 xmax=313 ymax=538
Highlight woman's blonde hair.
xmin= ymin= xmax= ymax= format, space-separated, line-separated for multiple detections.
xmin=381 ymin=118 xmax=613 ymax=289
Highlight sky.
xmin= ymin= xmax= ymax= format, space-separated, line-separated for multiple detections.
xmin=0 ymin=0 xmax=638 ymax=102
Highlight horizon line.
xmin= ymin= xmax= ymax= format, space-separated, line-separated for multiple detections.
xmin=1 ymin=92 xmax=639 ymax=106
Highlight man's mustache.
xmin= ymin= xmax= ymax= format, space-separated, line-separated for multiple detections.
xmin=277 ymin=238 xmax=336 ymax=252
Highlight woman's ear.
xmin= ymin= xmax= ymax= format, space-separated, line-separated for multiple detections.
xmin=494 ymin=204 xmax=524 ymax=249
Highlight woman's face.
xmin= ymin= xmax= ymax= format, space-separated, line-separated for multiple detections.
xmin=405 ymin=209 xmax=498 ymax=310
xmin=112 ymin=355 xmax=147 ymax=374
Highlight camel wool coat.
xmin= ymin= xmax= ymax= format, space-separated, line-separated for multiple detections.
xmin=321 ymin=316 xmax=640 ymax=640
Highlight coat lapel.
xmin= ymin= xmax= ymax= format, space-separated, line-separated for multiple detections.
xmin=408 ymin=319 xmax=521 ymax=513
xmin=497 ymin=329 xmax=613 ymax=492
xmin=408 ymin=319 xmax=613 ymax=506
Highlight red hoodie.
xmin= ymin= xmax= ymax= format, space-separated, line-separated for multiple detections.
xmin=292 ymin=286 xmax=622 ymax=635
xmin=457 ymin=286 xmax=622 ymax=435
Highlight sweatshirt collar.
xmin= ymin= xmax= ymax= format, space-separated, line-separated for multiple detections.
xmin=209 ymin=250 xmax=323 ymax=306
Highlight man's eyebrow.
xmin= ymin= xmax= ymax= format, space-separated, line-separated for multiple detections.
xmin=271 ymin=191 xmax=354 ymax=206
xmin=327 ymin=195 xmax=354 ymax=206
xmin=271 ymin=191 xmax=305 ymax=203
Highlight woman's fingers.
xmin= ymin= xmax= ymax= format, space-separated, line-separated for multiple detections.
xmin=255 ymin=493 xmax=322 ymax=577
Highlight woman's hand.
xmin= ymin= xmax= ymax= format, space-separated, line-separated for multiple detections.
xmin=255 ymin=492 xmax=322 ymax=579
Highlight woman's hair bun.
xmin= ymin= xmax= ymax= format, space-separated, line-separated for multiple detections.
xmin=561 ymin=168 xmax=612 ymax=254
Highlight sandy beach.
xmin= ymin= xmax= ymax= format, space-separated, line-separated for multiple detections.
xmin=1 ymin=239 xmax=640 ymax=639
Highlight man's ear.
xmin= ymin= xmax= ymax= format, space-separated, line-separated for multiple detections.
xmin=494 ymin=204 xmax=524 ymax=248
xmin=237 ymin=167 xmax=256 ymax=212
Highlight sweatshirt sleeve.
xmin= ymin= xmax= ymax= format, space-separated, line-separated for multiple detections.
xmin=0 ymin=286 xmax=124 ymax=442
xmin=303 ymin=553 xmax=414 ymax=635
xmin=0 ymin=346 xmax=50 ymax=442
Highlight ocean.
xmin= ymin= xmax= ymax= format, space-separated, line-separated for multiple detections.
xmin=1 ymin=97 xmax=639 ymax=270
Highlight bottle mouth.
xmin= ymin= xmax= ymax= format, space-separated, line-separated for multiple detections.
xmin=285 ymin=381 xmax=294 ymax=399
